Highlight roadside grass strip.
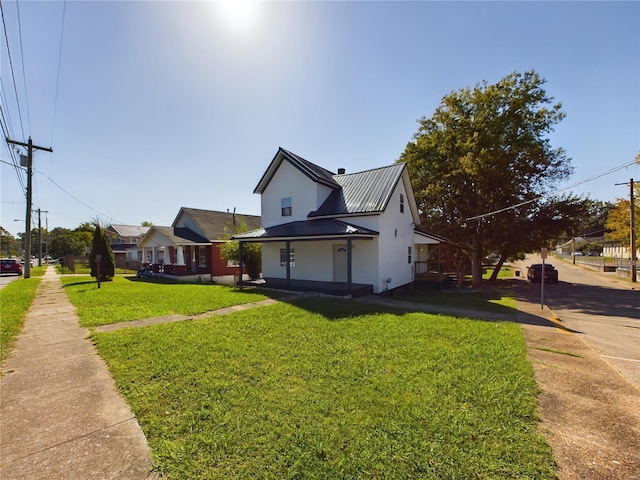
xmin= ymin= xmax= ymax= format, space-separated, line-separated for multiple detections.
xmin=60 ymin=276 xmax=279 ymax=328
xmin=0 ymin=278 xmax=40 ymax=365
xmin=92 ymin=297 xmax=557 ymax=479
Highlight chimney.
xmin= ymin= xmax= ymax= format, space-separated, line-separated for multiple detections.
xmin=337 ymin=168 xmax=345 ymax=174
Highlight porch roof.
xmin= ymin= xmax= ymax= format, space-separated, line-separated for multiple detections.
xmin=140 ymin=226 xmax=210 ymax=246
xmin=232 ymin=218 xmax=379 ymax=242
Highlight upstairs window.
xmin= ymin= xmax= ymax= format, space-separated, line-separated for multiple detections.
xmin=281 ymin=197 xmax=292 ymax=216
xmin=400 ymin=193 xmax=405 ymax=213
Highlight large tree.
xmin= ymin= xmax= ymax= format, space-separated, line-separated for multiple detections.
xmin=399 ymin=70 xmax=573 ymax=288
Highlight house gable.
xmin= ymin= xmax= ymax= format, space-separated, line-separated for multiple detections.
xmin=254 ymin=147 xmax=339 ymax=195
xmin=258 ymin=156 xmax=337 ymax=228
xmin=172 ymin=207 xmax=261 ymax=241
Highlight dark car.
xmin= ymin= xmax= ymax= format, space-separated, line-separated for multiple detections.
xmin=0 ymin=258 xmax=23 ymax=276
xmin=527 ymin=263 xmax=558 ymax=284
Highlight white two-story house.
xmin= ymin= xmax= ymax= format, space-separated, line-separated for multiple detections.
xmin=233 ymin=147 xmax=444 ymax=295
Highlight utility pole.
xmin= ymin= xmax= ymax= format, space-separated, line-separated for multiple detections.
xmin=36 ymin=209 xmax=49 ymax=266
xmin=615 ymin=178 xmax=637 ymax=283
xmin=6 ymin=137 xmax=53 ymax=278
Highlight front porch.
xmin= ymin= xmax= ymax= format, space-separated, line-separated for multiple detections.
xmin=241 ymin=277 xmax=374 ymax=297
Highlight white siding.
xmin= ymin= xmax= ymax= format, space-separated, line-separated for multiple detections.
xmin=261 ymin=239 xmax=379 ymax=285
xmin=375 ymin=179 xmax=414 ymax=292
xmin=260 ymin=161 xmax=334 ymax=228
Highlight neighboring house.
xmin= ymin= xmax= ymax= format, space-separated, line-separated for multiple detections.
xmin=602 ymin=240 xmax=639 ymax=260
xmin=233 ymin=147 xmax=446 ymax=295
xmin=105 ymin=224 xmax=151 ymax=269
xmin=137 ymin=208 xmax=261 ymax=282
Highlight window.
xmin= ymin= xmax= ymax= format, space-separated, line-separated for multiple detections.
xmin=281 ymin=197 xmax=292 ymax=216
xmin=280 ymin=248 xmax=295 ymax=267
xmin=198 ymin=246 xmax=207 ymax=267
xmin=408 ymin=246 xmax=412 ymax=264
xmin=400 ymin=193 xmax=405 ymax=213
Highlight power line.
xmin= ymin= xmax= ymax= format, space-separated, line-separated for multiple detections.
xmin=0 ymin=0 xmax=26 ymax=140
xmin=466 ymin=160 xmax=638 ymax=222
xmin=49 ymin=0 xmax=66 ymax=147
xmin=14 ymin=0 xmax=31 ymax=134
xmin=34 ymin=168 xmax=124 ymax=224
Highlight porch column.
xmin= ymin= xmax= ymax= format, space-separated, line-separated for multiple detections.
xmin=285 ymin=241 xmax=291 ymax=287
xmin=176 ymin=246 xmax=185 ymax=265
xmin=347 ymin=238 xmax=353 ymax=295
xmin=238 ymin=241 xmax=244 ymax=287
xmin=164 ymin=246 xmax=172 ymax=265
xmin=141 ymin=247 xmax=146 ymax=264
xmin=152 ymin=247 xmax=159 ymax=264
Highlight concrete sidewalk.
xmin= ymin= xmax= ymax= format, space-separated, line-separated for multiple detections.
xmin=0 ymin=266 xmax=156 ymax=479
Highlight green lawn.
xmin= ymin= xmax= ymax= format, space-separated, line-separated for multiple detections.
xmin=60 ymin=276 xmax=280 ymax=327
xmin=393 ymin=282 xmax=517 ymax=315
xmin=92 ymin=297 xmax=556 ymax=479
xmin=0 ymin=277 xmax=41 ymax=365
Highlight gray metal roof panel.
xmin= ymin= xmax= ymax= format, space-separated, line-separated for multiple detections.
xmin=309 ymin=163 xmax=406 ymax=217
xmin=232 ymin=219 xmax=379 ymax=240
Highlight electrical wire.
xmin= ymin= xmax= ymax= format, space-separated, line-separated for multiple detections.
xmin=0 ymin=0 xmax=26 ymax=141
xmin=466 ymin=160 xmax=638 ymax=221
xmin=14 ymin=0 xmax=30 ymax=134
xmin=34 ymin=168 xmax=125 ymax=224
xmin=49 ymin=0 xmax=66 ymax=147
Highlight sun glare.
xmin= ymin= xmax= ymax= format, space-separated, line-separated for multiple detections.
xmin=214 ymin=1 xmax=262 ymax=34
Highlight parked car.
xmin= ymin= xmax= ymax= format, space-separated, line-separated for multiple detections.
xmin=0 ymin=258 xmax=23 ymax=275
xmin=527 ymin=263 xmax=558 ymax=284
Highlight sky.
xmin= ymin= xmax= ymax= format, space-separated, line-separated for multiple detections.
xmin=1 ymin=0 xmax=639 ymax=238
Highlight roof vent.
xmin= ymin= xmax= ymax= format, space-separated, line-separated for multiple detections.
xmin=337 ymin=168 xmax=345 ymax=174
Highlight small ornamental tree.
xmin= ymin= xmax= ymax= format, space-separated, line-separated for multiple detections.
xmin=218 ymin=219 xmax=261 ymax=280
xmin=90 ymin=223 xmax=115 ymax=281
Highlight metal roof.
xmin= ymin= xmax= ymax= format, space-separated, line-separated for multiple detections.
xmin=232 ymin=218 xmax=379 ymax=241
xmin=309 ymin=163 xmax=406 ymax=217
xmin=254 ymin=147 xmax=340 ymax=194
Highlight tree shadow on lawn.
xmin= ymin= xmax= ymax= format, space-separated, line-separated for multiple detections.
xmin=285 ymin=281 xmax=582 ymax=334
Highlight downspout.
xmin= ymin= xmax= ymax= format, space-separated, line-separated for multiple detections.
xmin=347 ymin=238 xmax=353 ymax=296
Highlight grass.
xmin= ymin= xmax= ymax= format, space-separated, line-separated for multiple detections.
xmin=0 ymin=277 xmax=41 ymax=365
xmin=92 ymin=297 xmax=557 ymax=479
xmin=60 ymin=276 xmax=280 ymax=327
xmin=393 ymin=282 xmax=517 ymax=315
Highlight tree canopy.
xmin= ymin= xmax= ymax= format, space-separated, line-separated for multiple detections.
xmin=399 ymin=70 xmax=574 ymax=288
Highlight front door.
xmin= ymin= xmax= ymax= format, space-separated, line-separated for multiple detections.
xmin=333 ymin=245 xmax=348 ymax=282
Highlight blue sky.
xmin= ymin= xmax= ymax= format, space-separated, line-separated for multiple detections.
xmin=2 ymin=1 xmax=638 ymax=237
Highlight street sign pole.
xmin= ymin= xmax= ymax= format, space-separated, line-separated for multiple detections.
xmin=540 ymin=248 xmax=548 ymax=310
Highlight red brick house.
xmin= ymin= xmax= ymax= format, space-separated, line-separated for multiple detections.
xmin=137 ymin=208 xmax=261 ymax=282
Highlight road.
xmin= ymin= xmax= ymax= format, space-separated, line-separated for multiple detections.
xmin=517 ymin=254 xmax=640 ymax=389
xmin=0 ymin=274 xmax=22 ymax=289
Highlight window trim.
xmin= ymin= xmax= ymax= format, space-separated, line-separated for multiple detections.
xmin=281 ymin=197 xmax=292 ymax=217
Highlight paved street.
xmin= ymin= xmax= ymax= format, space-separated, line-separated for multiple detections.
xmin=0 ymin=273 xmax=22 ymax=289
xmin=518 ymin=254 xmax=640 ymax=389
